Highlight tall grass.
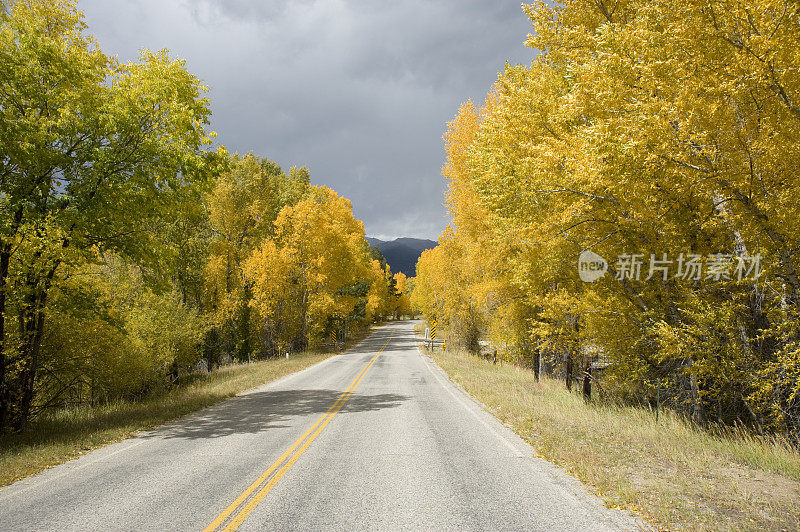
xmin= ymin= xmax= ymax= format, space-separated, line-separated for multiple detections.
xmin=431 ymin=347 xmax=800 ymax=531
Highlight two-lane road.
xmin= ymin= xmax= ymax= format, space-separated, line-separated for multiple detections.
xmin=0 ymin=321 xmax=641 ymax=531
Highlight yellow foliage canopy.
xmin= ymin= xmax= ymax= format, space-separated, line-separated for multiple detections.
xmin=245 ymin=187 xmax=378 ymax=349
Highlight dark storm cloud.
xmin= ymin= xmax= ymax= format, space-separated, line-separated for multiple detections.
xmin=77 ymin=0 xmax=535 ymax=239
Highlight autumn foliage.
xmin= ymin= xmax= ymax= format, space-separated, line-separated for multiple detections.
xmin=414 ymin=0 xmax=800 ymax=442
xmin=0 ymin=2 xmax=402 ymax=432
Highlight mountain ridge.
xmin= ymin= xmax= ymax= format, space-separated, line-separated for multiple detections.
xmin=366 ymin=237 xmax=437 ymax=277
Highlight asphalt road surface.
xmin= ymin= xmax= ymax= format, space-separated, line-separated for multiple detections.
xmin=0 ymin=321 xmax=642 ymax=531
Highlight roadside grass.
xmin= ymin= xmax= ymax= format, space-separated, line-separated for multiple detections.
xmin=429 ymin=347 xmax=800 ymax=531
xmin=0 ymin=350 xmax=334 ymax=487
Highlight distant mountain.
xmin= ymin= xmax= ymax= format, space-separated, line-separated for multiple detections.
xmin=366 ymin=237 xmax=437 ymax=277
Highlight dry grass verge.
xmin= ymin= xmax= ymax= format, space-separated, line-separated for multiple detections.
xmin=0 ymin=350 xmax=333 ymax=487
xmin=429 ymin=347 xmax=800 ymax=531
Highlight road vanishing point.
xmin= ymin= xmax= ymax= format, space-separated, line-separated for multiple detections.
xmin=0 ymin=321 xmax=641 ymax=531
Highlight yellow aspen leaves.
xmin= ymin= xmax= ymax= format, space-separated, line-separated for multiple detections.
xmin=416 ymin=0 xmax=800 ymax=439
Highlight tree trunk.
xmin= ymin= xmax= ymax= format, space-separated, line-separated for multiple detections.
xmin=300 ymin=287 xmax=309 ymax=351
xmin=0 ymin=208 xmax=24 ymax=432
xmin=0 ymin=246 xmax=10 ymax=432
xmin=10 ymin=262 xmax=59 ymax=431
xmin=533 ymin=348 xmax=540 ymax=382
xmin=13 ymin=290 xmax=49 ymax=430
xmin=239 ymin=283 xmax=252 ymax=361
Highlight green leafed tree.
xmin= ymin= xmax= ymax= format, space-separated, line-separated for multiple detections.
xmin=0 ymin=0 xmax=213 ymax=431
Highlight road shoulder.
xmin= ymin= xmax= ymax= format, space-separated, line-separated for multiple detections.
xmin=415 ymin=343 xmax=647 ymax=531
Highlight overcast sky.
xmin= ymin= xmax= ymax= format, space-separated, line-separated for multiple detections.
xmin=77 ymin=0 xmax=536 ymax=240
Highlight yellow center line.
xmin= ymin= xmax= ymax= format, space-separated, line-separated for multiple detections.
xmin=204 ymin=329 xmax=395 ymax=532
xmin=222 ymin=352 xmax=383 ymax=531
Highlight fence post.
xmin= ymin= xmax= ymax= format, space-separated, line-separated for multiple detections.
xmin=656 ymin=380 xmax=661 ymax=422
xmin=565 ymin=354 xmax=573 ymax=391
xmin=582 ymin=357 xmax=592 ymax=401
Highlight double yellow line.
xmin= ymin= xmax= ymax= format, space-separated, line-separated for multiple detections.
xmin=204 ymin=330 xmax=395 ymax=532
